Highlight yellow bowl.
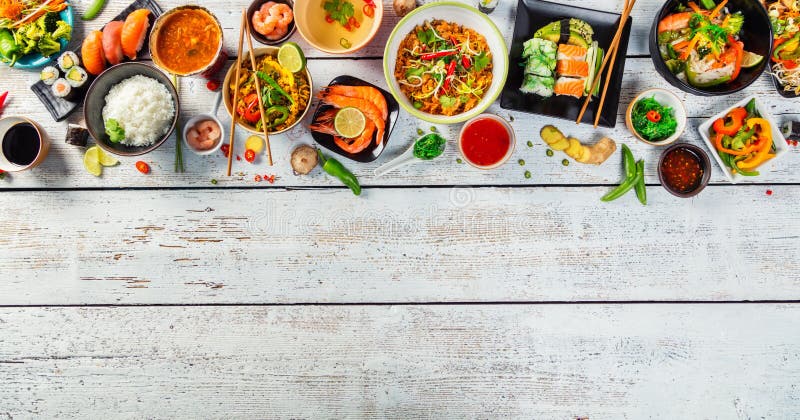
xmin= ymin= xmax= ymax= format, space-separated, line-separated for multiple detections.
xmin=222 ymin=47 xmax=314 ymax=135
xmin=293 ymin=0 xmax=383 ymax=54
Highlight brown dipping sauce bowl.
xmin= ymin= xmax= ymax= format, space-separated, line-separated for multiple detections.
xmin=0 ymin=116 xmax=50 ymax=172
xmin=149 ymin=5 xmax=227 ymax=78
xmin=657 ymin=143 xmax=712 ymax=198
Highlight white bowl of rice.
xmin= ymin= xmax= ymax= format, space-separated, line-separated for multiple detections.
xmin=84 ymin=63 xmax=180 ymax=156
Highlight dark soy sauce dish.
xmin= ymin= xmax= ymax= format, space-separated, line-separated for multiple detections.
xmin=0 ymin=117 xmax=50 ymax=171
xmin=649 ymin=0 xmax=773 ymax=96
xmin=658 ymin=143 xmax=712 ymax=197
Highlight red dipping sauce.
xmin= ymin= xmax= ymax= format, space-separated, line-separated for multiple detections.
xmin=661 ymin=147 xmax=704 ymax=193
xmin=459 ymin=116 xmax=513 ymax=168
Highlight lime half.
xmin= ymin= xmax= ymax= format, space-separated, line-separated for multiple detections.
xmin=334 ymin=107 xmax=366 ymax=138
xmin=278 ymin=42 xmax=306 ymax=73
xmin=741 ymin=51 xmax=765 ymax=69
xmin=84 ymin=146 xmax=102 ymax=177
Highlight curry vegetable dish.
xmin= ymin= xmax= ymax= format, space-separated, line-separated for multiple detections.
xmin=394 ymin=20 xmax=493 ymax=116
xmin=229 ymin=54 xmax=311 ymax=133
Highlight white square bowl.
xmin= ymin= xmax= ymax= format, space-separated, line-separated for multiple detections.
xmin=698 ymin=96 xmax=789 ymax=184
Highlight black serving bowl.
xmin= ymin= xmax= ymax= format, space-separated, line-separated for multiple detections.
xmin=649 ymin=0 xmax=772 ymax=96
xmin=247 ymin=0 xmax=296 ymax=46
xmin=84 ymin=62 xmax=179 ymax=156
xmin=658 ymin=143 xmax=712 ymax=198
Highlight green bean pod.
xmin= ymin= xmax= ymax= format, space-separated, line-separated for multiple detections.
xmin=634 ymin=160 xmax=646 ymax=205
xmin=82 ymin=0 xmax=108 ymax=20
xmin=601 ymin=159 xmax=643 ymax=202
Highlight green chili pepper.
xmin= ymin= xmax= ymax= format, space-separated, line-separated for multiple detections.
xmin=0 ymin=29 xmax=19 ymax=67
xmin=256 ymin=71 xmax=294 ymax=105
xmin=265 ymin=105 xmax=289 ymax=128
xmin=82 ymin=0 xmax=108 ymax=20
xmin=602 ymin=160 xmax=643 ymax=202
xmin=340 ymin=38 xmax=352 ymax=49
xmin=621 ymin=143 xmax=635 ymax=180
xmin=318 ymin=150 xmax=361 ymax=196
xmin=634 ymin=160 xmax=646 ymax=205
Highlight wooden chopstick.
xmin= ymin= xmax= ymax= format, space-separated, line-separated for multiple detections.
xmin=576 ymin=0 xmax=636 ymax=126
xmin=594 ymin=0 xmax=636 ymax=127
xmin=244 ymin=15 xmax=274 ymax=166
xmin=227 ymin=10 xmax=247 ymax=177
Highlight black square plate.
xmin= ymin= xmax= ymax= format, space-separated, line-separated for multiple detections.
xmin=500 ymin=0 xmax=632 ymax=128
xmin=310 ymin=75 xmax=399 ymax=163
xmin=30 ymin=0 xmax=162 ymax=122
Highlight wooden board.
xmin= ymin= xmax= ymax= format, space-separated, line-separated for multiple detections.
xmin=1 ymin=304 xmax=798 ymax=418
xmin=1 ymin=186 xmax=797 ymax=305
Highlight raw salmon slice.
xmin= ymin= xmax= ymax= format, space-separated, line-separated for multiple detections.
xmin=554 ymin=77 xmax=585 ymax=98
xmin=557 ymin=60 xmax=589 ymax=78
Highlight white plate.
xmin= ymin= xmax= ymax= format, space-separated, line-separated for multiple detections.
xmin=697 ymin=96 xmax=789 ymax=184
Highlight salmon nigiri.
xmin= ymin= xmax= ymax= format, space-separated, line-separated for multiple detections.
xmin=102 ymin=21 xmax=125 ymax=66
xmin=121 ymin=9 xmax=151 ymax=60
xmin=81 ymin=30 xmax=106 ymax=76
xmin=556 ymin=60 xmax=589 ymax=78
xmin=554 ymin=77 xmax=585 ymax=98
xmin=557 ymin=44 xmax=587 ymax=61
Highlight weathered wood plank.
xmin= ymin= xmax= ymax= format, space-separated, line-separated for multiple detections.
xmin=1 ymin=56 xmax=798 ymax=189
xmin=0 ymin=186 xmax=797 ymax=305
xmin=1 ymin=304 xmax=798 ymax=418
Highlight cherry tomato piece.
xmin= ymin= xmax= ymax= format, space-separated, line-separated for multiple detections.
xmin=135 ymin=161 xmax=150 ymax=174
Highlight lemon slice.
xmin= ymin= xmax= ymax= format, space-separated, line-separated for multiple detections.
xmin=334 ymin=107 xmax=366 ymax=138
xmin=277 ymin=42 xmax=306 ymax=73
xmin=84 ymin=146 xmax=102 ymax=177
xmin=741 ymin=51 xmax=765 ymax=69
xmin=245 ymin=135 xmax=265 ymax=153
xmin=96 ymin=147 xmax=119 ymax=167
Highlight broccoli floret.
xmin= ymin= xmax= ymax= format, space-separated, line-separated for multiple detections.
xmin=37 ymin=12 xmax=60 ymax=34
xmin=20 ymin=22 xmax=44 ymax=41
xmin=723 ymin=12 xmax=745 ymax=35
xmin=36 ymin=33 xmax=61 ymax=57
xmin=51 ymin=21 xmax=71 ymax=41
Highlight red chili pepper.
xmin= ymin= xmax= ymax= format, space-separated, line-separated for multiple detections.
xmin=244 ymin=149 xmax=256 ymax=163
xmin=236 ymin=155 xmax=241 ymax=161
xmin=362 ymin=4 xmax=374 ymax=17
xmin=420 ymin=50 xmax=457 ymax=61
xmin=237 ymin=93 xmax=261 ymax=124
xmin=206 ymin=80 xmax=220 ymax=91
xmin=267 ymin=174 xmax=275 ymax=184
xmin=646 ymin=110 xmax=661 ymax=123
xmin=766 ymin=189 xmax=773 ymax=196
xmin=461 ymin=55 xmax=471 ymax=69
xmin=0 ymin=91 xmax=7 ymax=112
xmin=325 ymin=14 xmax=334 ymax=23
xmin=450 ymin=36 xmax=458 ymax=47
xmin=0 ymin=169 xmax=5 ymax=180
xmin=220 ymin=144 xmax=230 ymax=157
xmin=135 ymin=161 xmax=150 ymax=174
xmin=442 ymin=60 xmax=457 ymax=92
xmin=254 ymin=175 xmax=262 ymax=182
xmin=350 ymin=16 xmax=360 ymax=28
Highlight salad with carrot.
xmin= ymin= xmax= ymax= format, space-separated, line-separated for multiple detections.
xmin=0 ymin=0 xmax=71 ymax=66
xmin=709 ymin=98 xmax=776 ymax=176
xmin=657 ymin=0 xmax=763 ymax=88
xmin=763 ymin=0 xmax=800 ymax=94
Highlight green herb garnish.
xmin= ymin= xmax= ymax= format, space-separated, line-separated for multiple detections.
xmin=324 ymin=0 xmax=355 ymax=26
xmin=631 ymin=96 xmax=678 ymax=142
xmin=473 ymin=51 xmax=490 ymax=72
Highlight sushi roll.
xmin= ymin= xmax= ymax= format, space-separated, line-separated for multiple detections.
xmin=57 ymin=51 xmax=80 ymax=73
xmin=51 ymin=78 xmax=75 ymax=100
xmin=523 ymin=38 xmax=556 ymax=59
xmin=102 ymin=21 xmax=125 ymax=66
xmin=557 ymin=44 xmax=587 ymax=61
xmin=40 ymin=66 xmax=59 ymax=86
xmin=525 ymin=55 xmax=554 ymax=77
xmin=556 ymin=60 xmax=589 ymax=78
xmin=553 ymin=77 xmax=585 ymax=98
xmin=520 ymin=74 xmax=554 ymax=97
xmin=65 ymin=66 xmax=89 ymax=88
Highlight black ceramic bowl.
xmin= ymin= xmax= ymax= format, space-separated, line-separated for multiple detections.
xmin=649 ymin=0 xmax=772 ymax=96
xmin=84 ymin=62 xmax=180 ymax=156
xmin=658 ymin=143 xmax=712 ymax=198
xmin=247 ymin=0 xmax=296 ymax=46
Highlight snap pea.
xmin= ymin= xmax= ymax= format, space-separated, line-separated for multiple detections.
xmin=634 ymin=160 xmax=646 ymax=205
xmin=621 ymin=143 xmax=635 ymax=180
xmin=317 ymin=150 xmax=361 ymax=196
xmin=602 ymin=159 xmax=643 ymax=202
xmin=256 ymin=71 xmax=294 ymax=105
xmin=82 ymin=0 xmax=108 ymax=20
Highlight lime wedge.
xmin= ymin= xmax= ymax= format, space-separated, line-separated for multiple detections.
xmin=245 ymin=135 xmax=265 ymax=153
xmin=334 ymin=107 xmax=366 ymax=138
xmin=84 ymin=146 xmax=102 ymax=177
xmin=97 ymin=147 xmax=119 ymax=167
xmin=278 ymin=42 xmax=306 ymax=73
xmin=741 ymin=51 xmax=764 ymax=69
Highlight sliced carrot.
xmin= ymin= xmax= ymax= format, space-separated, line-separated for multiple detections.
xmin=688 ymin=2 xmax=701 ymax=13
xmin=710 ymin=0 xmax=728 ymax=20
xmin=681 ymin=33 xmax=703 ymax=60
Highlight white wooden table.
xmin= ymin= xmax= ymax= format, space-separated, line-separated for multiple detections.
xmin=1 ymin=0 xmax=799 ymax=417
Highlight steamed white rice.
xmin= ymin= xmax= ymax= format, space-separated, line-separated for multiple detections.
xmin=102 ymin=75 xmax=175 ymax=147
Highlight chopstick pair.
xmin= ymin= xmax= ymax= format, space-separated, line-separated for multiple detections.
xmin=226 ymin=9 xmax=274 ymax=177
xmin=576 ymin=0 xmax=636 ymax=127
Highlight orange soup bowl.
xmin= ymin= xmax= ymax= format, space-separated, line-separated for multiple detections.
xmin=222 ymin=47 xmax=314 ymax=135
xmin=149 ymin=5 xmax=226 ymax=77
xmin=293 ymin=0 xmax=383 ymax=54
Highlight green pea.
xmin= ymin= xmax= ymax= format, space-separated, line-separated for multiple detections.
xmin=518 ymin=159 xmax=525 ymax=166
xmin=526 ymin=141 xmax=533 ymax=148
xmin=430 ymin=126 xmax=438 ymax=132
xmin=562 ymin=159 xmax=570 ymax=166
xmin=417 ymin=128 xmax=424 ymax=136
xmin=210 ymin=179 xmax=218 ymax=185
xmin=413 ymin=101 xmax=423 ymax=109
xmin=524 ymin=170 xmax=531 ymax=179
xmin=456 ymin=158 xmax=463 ymax=164
xmin=546 ymin=149 xmax=554 ymax=157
